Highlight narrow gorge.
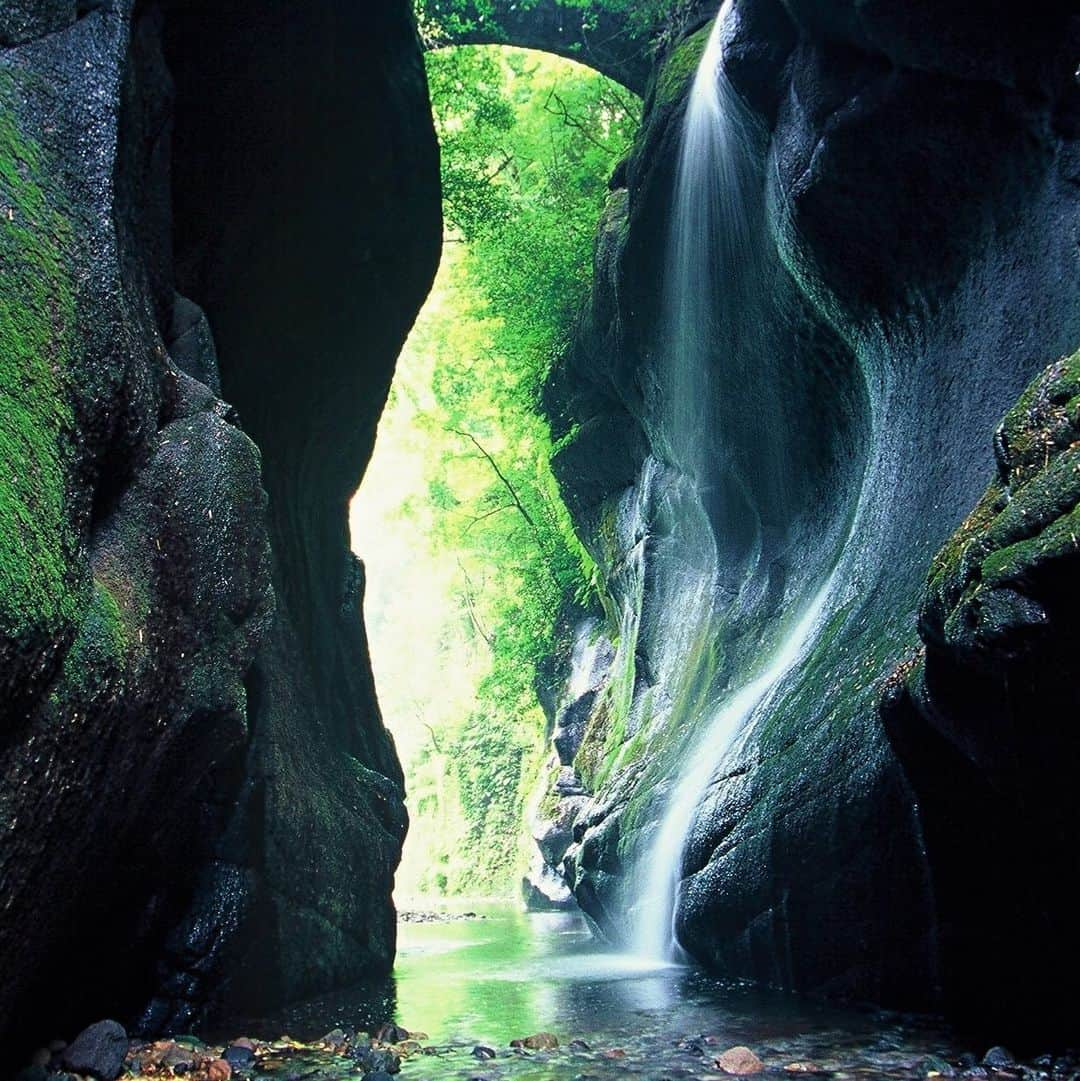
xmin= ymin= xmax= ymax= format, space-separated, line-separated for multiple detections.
xmin=1 ymin=0 xmax=1078 ymax=1077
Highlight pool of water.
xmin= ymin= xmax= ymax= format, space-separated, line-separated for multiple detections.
xmin=239 ymin=904 xmax=979 ymax=1079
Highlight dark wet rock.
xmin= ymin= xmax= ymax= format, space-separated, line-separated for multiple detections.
xmin=472 ymin=1046 xmax=497 ymax=1060
xmin=882 ymin=351 xmax=1080 ymax=1041
xmin=522 ymin=856 xmax=577 ymax=911
xmin=353 ymin=1045 xmax=401 ymax=1074
xmin=0 ymin=0 xmax=438 ymax=1051
xmin=14 ymin=1068 xmax=49 ymax=1081
xmin=0 ymin=0 xmax=75 ymax=46
xmin=569 ymin=1039 xmax=592 ymax=1052
xmin=60 ymin=1020 xmax=128 ymax=1081
xmin=375 ymin=1023 xmax=410 ymax=1045
xmin=984 ymin=1049 xmax=1017 ymax=1069
xmin=168 ymin=294 xmax=222 ymax=395
xmin=223 ymin=1043 xmax=256 ymax=1069
xmin=1 ymin=6 xmax=268 ymax=1048
xmin=544 ymin=0 xmax=1080 ymax=1045
xmin=166 ymin=0 xmax=439 ymax=1018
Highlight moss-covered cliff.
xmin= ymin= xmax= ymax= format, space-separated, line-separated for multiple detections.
xmin=544 ymin=0 xmax=1080 ymax=1041
xmin=0 ymin=0 xmax=440 ymax=1046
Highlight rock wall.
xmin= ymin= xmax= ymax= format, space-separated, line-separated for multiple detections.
xmin=0 ymin=0 xmax=439 ymax=1046
xmin=546 ymin=0 xmax=1080 ymax=1041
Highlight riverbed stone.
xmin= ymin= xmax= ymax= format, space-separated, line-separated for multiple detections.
xmin=715 ymin=1047 xmax=765 ymax=1075
xmin=512 ymin=1033 xmax=560 ymax=1051
xmin=60 ymin=1020 xmax=128 ymax=1081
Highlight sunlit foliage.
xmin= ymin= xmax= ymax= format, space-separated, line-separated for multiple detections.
xmin=353 ymin=47 xmax=638 ymax=898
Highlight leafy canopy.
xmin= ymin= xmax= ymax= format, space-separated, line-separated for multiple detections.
xmin=352 ymin=46 xmax=639 ymax=898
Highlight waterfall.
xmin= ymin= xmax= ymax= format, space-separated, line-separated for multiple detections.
xmin=631 ymin=1 xmax=840 ymax=962
xmin=662 ymin=0 xmax=765 ymax=491
xmin=633 ymin=575 xmax=839 ymax=962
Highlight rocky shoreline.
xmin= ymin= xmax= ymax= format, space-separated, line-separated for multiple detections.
xmin=14 ymin=1018 xmax=1079 ymax=1081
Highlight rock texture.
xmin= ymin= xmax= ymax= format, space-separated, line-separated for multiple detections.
xmin=883 ymin=349 xmax=1080 ymax=1039
xmin=160 ymin=0 xmax=441 ymax=1024
xmin=545 ymin=0 xmax=1080 ymax=1040
xmin=1 ymin=0 xmax=439 ymax=1048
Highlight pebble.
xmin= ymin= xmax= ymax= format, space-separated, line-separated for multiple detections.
xmin=715 ymin=1046 xmax=766 ymax=1076
xmin=206 ymin=1058 xmax=232 ymax=1081
xmin=223 ymin=1043 xmax=256 ymax=1069
xmin=983 ymin=1048 xmax=1016 ymax=1069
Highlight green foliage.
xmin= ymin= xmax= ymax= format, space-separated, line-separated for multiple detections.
xmin=0 ymin=67 xmax=82 ymax=665
xmin=424 ymin=45 xmax=636 ymax=726
xmin=354 ymin=47 xmax=637 ymax=898
xmin=416 ymin=0 xmax=682 ymax=45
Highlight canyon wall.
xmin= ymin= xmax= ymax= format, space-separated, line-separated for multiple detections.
xmin=546 ymin=0 xmax=1080 ymax=1041
xmin=0 ymin=0 xmax=439 ymax=1044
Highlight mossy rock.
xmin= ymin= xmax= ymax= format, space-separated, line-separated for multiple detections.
xmin=652 ymin=21 xmax=712 ymax=113
xmin=0 ymin=68 xmax=85 ymax=706
xmin=920 ymin=349 xmax=1080 ymax=668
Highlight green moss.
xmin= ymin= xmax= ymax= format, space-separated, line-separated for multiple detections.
xmin=0 ymin=67 xmax=82 ymax=663
xmin=926 ymin=349 xmax=1080 ymax=621
xmin=48 ymin=578 xmax=128 ymax=710
xmin=652 ymin=22 xmax=711 ymax=112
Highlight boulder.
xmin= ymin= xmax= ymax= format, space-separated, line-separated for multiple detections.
xmin=60 ymin=1021 xmax=127 ymax=1081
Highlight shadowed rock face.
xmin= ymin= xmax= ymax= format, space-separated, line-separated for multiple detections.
xmin=1 ymin=0 xmax=440 ymax=1047
xmin=162 ymin=0 xmax=441 ymax=1023
xmin=883 ymin=349 xmax=1080 ymax=1041
xmin=1 ymin=0 xmax=273 ymax=1044
xmin=546 ymin=0 xmax=1080 ymax=1040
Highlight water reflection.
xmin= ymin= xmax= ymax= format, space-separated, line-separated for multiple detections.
xmin=230 ymin=904 xmax=960 ymax=1072
xmin=394 ymin=908 xmax=683 ymax=1042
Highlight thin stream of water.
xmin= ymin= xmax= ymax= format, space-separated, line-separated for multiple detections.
xmin=632 ymin=0 xmax=846 ymax=962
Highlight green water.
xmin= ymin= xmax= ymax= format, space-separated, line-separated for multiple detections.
xmin=249 ymin=904 xmax=967 ymax=1077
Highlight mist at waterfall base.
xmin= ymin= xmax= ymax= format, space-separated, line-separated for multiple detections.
xmin=629 ymin=2 xmax=853 ymax=963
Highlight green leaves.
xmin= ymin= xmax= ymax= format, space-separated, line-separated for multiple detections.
xmin=359 ymin=46 xmax=638 ymax=897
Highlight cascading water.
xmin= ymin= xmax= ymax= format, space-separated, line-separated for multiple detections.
xmin=633 ymin=576 xmax=839 ymax=962
xmin=662 ymin=0 xmax=762 ymax=489
xmin=631 ymin=1 xmax=844 ymax=963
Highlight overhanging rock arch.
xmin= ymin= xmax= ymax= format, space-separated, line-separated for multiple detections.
xmin=421 ymin=0 xmax=654 ymax=95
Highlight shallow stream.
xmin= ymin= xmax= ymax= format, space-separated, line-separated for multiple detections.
xmin=222 ymin=904 xmax=1001 ymax=1081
